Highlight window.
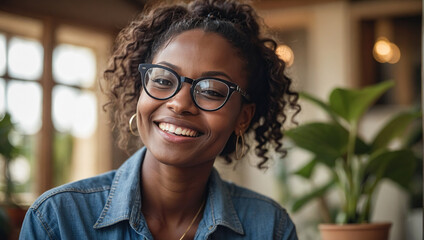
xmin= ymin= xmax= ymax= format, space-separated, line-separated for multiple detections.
xmin=0 ymin=12 xmax=112 ymax=204
xmin=0 ymin=30 xmax=43 ymax=202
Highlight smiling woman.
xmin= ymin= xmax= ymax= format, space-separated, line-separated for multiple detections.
xmin=20 ymin=0 xmax=301 ymax=239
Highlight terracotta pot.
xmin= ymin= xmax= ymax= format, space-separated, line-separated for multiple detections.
xmin=319 ymin=222 xmax=392 ymax=240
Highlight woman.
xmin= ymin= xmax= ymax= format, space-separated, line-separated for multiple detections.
xmin=20 ymin=0 xmax=300 ymax=239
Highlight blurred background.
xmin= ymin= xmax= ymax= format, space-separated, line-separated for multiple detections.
xmin=0 ymin=0 xmax=421 ymax=239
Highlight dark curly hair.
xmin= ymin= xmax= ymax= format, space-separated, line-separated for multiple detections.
xmin=103 ymin=0 xmax=301 ymax=169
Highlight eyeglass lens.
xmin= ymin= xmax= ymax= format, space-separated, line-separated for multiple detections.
xmin=143 ymin=67 xmax=230 ymax=110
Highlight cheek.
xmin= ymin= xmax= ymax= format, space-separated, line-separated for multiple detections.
xmin=206 ymin=105 xmax=241 ymax=141
xmin=136 ymin=93 xmax=158 ymax=135
xmin=137 ymin=92 xmax=160 ymax=114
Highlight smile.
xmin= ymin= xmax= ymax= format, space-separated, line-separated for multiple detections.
xmin=158 ymin=122 xmax=201 ymax=137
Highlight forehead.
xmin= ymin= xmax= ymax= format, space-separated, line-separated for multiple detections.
xmin=152 ymin=29 xmax=248 ymax=87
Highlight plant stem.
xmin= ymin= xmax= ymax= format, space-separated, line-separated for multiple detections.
xmin=346 ymin=121 xmax=358 ymax=222
xmin=346 ymin=122 xmax=357 ymax=173
xmin=359 ymin=173 xmax=381 ymax=223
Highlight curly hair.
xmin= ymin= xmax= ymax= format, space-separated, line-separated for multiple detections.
xmin=103 ymin=0 xmax=301 ymax=169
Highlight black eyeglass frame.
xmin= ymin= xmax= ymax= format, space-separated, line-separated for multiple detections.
xmin=138 ymin=63 xmax=250 ymax=111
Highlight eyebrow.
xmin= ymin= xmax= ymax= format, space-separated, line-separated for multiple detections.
xmin=156 ymin=61 xmax=233 ymax=81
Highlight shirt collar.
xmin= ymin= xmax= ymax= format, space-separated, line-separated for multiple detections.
xmin=93 ymin=147 xmax=244 ymax=236
xmin=202 ymin=169 xmax=244 ymax=235
xmin=93 ymin=148 xmax=146 ymax=231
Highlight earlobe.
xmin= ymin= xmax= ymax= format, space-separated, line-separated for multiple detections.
xmin=235 ymin=103 xmax=256 ymax=133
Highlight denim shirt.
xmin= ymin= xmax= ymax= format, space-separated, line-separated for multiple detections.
xmin=20 ymin=148 xmax=298 ymax=240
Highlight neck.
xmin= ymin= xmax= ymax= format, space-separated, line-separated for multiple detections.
xmin=141 ymin=150 xmax=213 ymax=222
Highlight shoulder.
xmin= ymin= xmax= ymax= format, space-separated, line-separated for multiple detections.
xmin=224 ymin=180 xmax=284 ymax=212
xmin=222 ymin=180 xmax=297 ymax=239
xmin=209 ymin=169 xmax=291 ymax=221
xmin=30 ymin=170 xmax=116 ymax=210
xmin=21 ymin=171 xmax=117 ymax=239
xmin=30 ymin=147 xmax=146 ymax=210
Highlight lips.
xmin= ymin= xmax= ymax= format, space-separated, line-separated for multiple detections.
xmin=158 ymin=122 xmax=201 ymax=137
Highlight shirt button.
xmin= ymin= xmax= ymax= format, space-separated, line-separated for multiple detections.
xmin=208 ymin=225 xmax=213 ymax=230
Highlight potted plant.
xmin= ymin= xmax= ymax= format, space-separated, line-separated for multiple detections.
xmin=0 ymin=113 xmax=26 ymax=239
xmin=284 ymin=81 xmax=420 ymax=240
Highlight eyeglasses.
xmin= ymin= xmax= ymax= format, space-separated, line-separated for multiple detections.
xmin=138 ymin=63 xmax=250 ymax=111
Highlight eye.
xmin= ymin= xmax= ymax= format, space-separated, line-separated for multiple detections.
xmin=199 ymin=89 xmax=226 ymax=99
xmin=195 ymin=80 xmax=229 ymax=100
xmin=152 ymin=78 xmax=173 ymax=87
xmin=145 ymin=67 xmax=177 ymax=90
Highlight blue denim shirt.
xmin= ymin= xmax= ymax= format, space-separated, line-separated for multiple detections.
xmin=20 ymin=148 xmax=297 ymax=239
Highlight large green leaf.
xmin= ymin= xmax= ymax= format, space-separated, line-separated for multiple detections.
xmin=285 ymin=122 xmax=370 ymax=162
xmin=300 ymin=92 xmax=340 ymax=124
xmin=291 ymin=179 xmax=336 ymax=212
xmin=293 ymin=159 xmax=317 ymax=179
xmin=372 ymin=110 xmax=421 ymax=151
xmin=364 ymin=150 xmax=417 ymax=189
xmin=329 ymin=81 xmax=394 ymax=123
xmin=285 ymin=123 xmax=347 ymax=161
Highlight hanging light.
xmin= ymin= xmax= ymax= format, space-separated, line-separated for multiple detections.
xmin=373 ymin=37 xmax=401 ymax=64
xmin=276 ymin=45 xmax=294 ymax=67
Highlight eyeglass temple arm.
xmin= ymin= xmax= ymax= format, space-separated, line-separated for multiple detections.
xmin=235 ymin=86 xmax=250 ymax=100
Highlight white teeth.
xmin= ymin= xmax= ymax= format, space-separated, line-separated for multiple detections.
xmin=158 ymin=122 xmax=199 ymax=137
xmin=169 ymin=124 xmax=175 ymax=132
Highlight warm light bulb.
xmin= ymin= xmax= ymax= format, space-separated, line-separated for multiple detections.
xmin=373 ymin=37 xmax=401 ymax=64
xmin=276 ymin=45 xmax=294 ymax=67
xmin=375 ymin=39 xmax=391 ymax=55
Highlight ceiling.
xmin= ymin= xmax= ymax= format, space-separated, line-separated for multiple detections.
xmin=0 ymin=0 xmax=347 ymax=32
xmin=0 ymin=0 xmax=146 ymax=33
xmin=0 ymin=0 xmax=415 ymax=34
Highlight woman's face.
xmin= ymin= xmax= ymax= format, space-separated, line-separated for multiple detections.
xmin=137 ymin=29 xmax=255 ymax=167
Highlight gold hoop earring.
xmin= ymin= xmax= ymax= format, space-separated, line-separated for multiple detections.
xmin=129 ymin=113 xmax=139 ymax=136
xmin=235 ymin=130 xmax=245 ymax=160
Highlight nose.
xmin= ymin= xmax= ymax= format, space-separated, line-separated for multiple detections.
xmin=166 ymin=84 xmax=199 ymax=115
